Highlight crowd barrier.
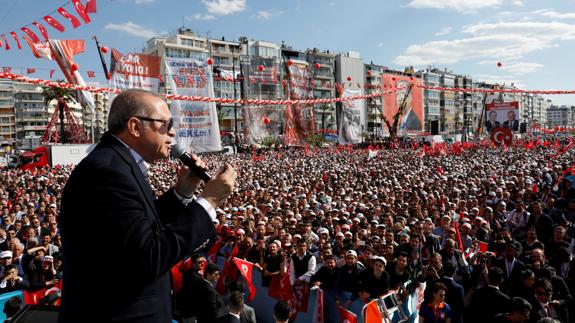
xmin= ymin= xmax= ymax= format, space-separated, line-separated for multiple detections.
xmin=215 ymin=256 xmax=426 ymax=323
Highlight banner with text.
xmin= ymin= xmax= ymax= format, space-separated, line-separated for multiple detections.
xmin=109 ymin=49 xmax=161 ymax=92
xmin=165 ymin=55 xmax=222 ymax=152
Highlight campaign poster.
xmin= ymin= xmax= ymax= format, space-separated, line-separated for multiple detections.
xmin=484 ymin=101 xmax=520 ymax=132
xmin=283 ymin=63 xmax=315 ymax=146
xmin=338 ymin=89 xmax=364 ymax=144
xmin=165 ymin=55 xmax=222 ymax=153
xmin=109 ymin=49 xmax=161 ymax=92
xmin=382 ymin=74 xmax=424 ymax=132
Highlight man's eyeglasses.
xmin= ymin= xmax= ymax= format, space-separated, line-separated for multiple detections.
xmin=133 ymin=116 xmax=174 ymax=131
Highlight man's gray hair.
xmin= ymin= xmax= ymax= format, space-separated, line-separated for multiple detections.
xmin=107 ymin=89 xmax=166 ymax=134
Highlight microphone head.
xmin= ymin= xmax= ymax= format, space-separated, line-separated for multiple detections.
xmin=170 ymin=144 xmax=186 ymax=159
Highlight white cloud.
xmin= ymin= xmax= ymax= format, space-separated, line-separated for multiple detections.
xmin=394 ymin=21 xmax=575 ymax=66
xmin=434 ymin=27 xmax=452 ymax=36
xmin=134 ymin=0 xmax=155 ymax=4
xmin=186 ymin=13 xmax=216 ymax=21
xmin=540 ymin=10 xmax=575 ymax=19
xmin=500 ymin=62 xmax=544 ymax=75
xmin=406 ymin=0 xmax=503 ymax=12
xmin=256 ymin=9 xmax=284 ymax=20
xmin=201 ymin=0 xmax=246 ymax=15
xmin=512 ymin=0 xmax=523 ymax=6
xmin=473 ymin=74 xmax=524 ymax=87
xmin=104 ymin=22 xmax=158 ymax=39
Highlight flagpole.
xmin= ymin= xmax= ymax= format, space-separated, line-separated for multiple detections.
xmin=92 ymin=36 xmax=109 ymax=78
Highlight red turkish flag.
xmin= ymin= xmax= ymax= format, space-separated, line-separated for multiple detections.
xmin=313 ymin=289 xmax=325 ymax=323
xmin=43 ymin=15 xmax=66 ymax=32
xmin=32 ymin=22 xmax=49 ymax=41
xmin=85 ymin=0 xmax=97 ymax=13
xmin=23 ymin=289 xmax=45 ymax=305
xmin=337 ymin=305 xmax=358 ymax=323
xmin=27 ymin=68 xmax=36 ymax=74
xmin=269 ymin=273 xmax=294 ymax=300
xmin=71 ymin=0 xmax=92 ymax=23
xmin=216 ymin=244 xmax=240 ymax=294
xmin=170 ymin=257 xmax=192 ymax=296
xmin=293 ymin=283 xmax=310 ymax=313
xmin=1 ymin=35 xmax=10 ymax=50
xmin=21 ymin=27 xmax=40 ymax=43
xmin=232 ymin=257 xmax=256 ymax=301
xmin=50 ymin=70 xmax=55 ymax=78
xmin=87 ymin=71 xmax=95 ymax=78
xmin=57 ymin=7 xmax=82 ymax=28
xmin=10 ymin=32 xmax=22 ymax=49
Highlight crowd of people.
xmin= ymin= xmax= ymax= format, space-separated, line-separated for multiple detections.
xmin=0 ymin=140 xmax=574 ymax=323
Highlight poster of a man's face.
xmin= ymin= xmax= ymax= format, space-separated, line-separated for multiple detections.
xmin=485 ymin=102 xmax=520 ymax=132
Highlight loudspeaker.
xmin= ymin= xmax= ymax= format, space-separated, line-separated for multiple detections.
xmin=430 ymin=120 xmax=439 ymax=135
xmin=520 ymin=122 xmax=527 ymax=134
xmin=7 ymin=305 xmax=59 ymax=323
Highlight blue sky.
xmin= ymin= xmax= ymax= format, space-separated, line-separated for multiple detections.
xmin=1 ymin=0 xmax=575 ymax=105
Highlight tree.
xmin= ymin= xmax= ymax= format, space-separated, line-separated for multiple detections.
xmin=41 ymin=83 xmax=78 ymax=144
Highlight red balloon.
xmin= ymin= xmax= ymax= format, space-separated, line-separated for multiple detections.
xmin=346 ymin=76 xmax=352 ymax=82
xmin=263 ymin=118 xmax=270 ymax=125
xmin=497 ymin=62 xmax=502 ymax=68
xmin=101 ymin=46 xmax=108 ymax=54
xmin=71 ymin=64 xmax=79 ymax=72
xmin=392 ymin=77 xmax=396 ymax=82
xmin=257 ymin=65 xmax=264 ymax=72
xmin=106 ymin=72 xmax=112 ymax=80
xmin=367 ymin=70 xmax=372 ymax=76
xmin=287 ymin=60 xmax=293 ymax=66
xmin=314 ymin=63 xmax=320 ymax=70
xmin=207 ymin=58 xmax=213 ymax=65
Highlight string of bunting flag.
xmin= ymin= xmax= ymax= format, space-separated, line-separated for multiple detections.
xmin=0 ymin=0 xmax=96 ymax=51
xmin=2 ymin=71 xmax=575 ymax=106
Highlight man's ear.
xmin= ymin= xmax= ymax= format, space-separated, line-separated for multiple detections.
xmin=126 ymin=118 xmax=142 ymax=138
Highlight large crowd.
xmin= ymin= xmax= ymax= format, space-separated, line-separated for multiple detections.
xmin=1 ymin=140 xmax=575 ymax=323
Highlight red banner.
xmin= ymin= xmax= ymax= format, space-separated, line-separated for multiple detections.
xmin=57 ymin=7 xmax=82 ymax=28
xmin=71 ymin=0 xmax=92 ymax=23
xmin=32 ymin=22 xmax=50 ymax=41
xmin=1 ymin=35 xmax=10 ymax=50
xmin=294 ymin=283 xmax=310 ymax=313
xmin=2 ymin=67 xmax=11 ymax=73
xmin=43 ymin=15 xmax=65 ymax=32
xmin=85 ymin=0 xmax=97 ymax=13
xmin=232 ymin=257 xmax=257 ymax=301
xmin=9 ymin=32 xmax=22 ymax=49
xmin=20 ymin=27 xmax=40 ymax=43
xmin=338 ymin=305 xmax=358 ymax=323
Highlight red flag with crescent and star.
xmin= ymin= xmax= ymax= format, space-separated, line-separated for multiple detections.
xmin=232 ymin=257 xmax=257 ymax=301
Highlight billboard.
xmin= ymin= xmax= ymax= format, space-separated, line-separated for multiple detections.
xmin=242 ymin=105 xmax=282 ymax=145
xmin=338 ymin=89 xmax=364 ymax=144
xmin=165 ymin=55 xmax=222 ymax=153
xmin=109 ymin=49 xmax=161 ymax=92
xmin=282 ymin=63 xmax=315 ymax=146
xmin=382 ymin=74 xmax=424 ymax=132
xmin=484 ymin=101 xmax=520 ymax=132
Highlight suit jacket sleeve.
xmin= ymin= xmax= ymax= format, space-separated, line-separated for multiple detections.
xmin=69 ymin=159 xmax=217 ymax=284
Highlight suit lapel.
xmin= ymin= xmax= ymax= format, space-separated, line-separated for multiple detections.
xmin=99 ymin=133 xmax=163 ymax=230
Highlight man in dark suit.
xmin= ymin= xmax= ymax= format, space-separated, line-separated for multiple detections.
xmin=440 ymin=262 xmax=465 ymax=323
xmin=58 ymin=89 xmax=237 ymax=323
xmin=502 ymin=110 xmax=519 ymax=131
xmin=485 ymin=111 xmax=500 ymax=132
xmin=181 ymin=263 xmax=228 ymax=322
xmin=496 ymin=243 xmax=525 ymax=294
xmin=217 ymin=291 xmax=243 ymax=323
xmin=468 ymin=267 xmax=512 ymax=323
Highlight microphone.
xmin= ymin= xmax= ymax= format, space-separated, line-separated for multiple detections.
xmin=170 ymin=144 xmax=211 ymax=182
